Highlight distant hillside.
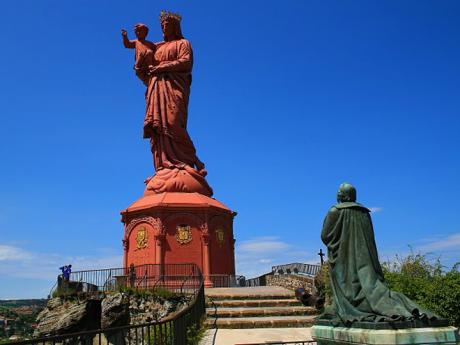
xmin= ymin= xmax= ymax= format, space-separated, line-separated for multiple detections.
xmin=0 ymin=300 xmax=47 ymax=309
xmin=0 ymin=299 xmax=48 ymax=341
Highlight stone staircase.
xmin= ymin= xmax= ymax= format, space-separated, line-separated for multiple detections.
xmin=204 ymin=286 xmax=317 ymax=329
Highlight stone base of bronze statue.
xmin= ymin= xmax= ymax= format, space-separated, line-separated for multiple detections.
xmin=311 ymin=324 xmax=459 ymax=344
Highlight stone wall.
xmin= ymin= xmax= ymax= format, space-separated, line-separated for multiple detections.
xmin=266 ymin=274 xmax=315 ymax=293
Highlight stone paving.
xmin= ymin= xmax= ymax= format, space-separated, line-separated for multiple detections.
xmin=199 ymin=327 xmax=313 ymax=345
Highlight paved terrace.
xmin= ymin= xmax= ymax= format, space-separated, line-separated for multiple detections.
xmin=200 ymin=328 xmax=313 ymax=345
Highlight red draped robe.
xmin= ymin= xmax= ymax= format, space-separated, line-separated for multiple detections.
xmin=143 ymin=39 xmax=205 ymax=173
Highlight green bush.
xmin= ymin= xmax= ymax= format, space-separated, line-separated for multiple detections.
xmin=383 ymin=253 xmax=460 ymax=327
xmin=116 ymin=286 xmax=176 ymax=300
xmin=314 ymin=263 xmax=332 ymax=304
xmin=186 ymin=324 xmax=205 ymax=345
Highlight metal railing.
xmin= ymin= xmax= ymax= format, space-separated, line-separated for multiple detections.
xmin=208 ymin=274 xmax=245 ymax=287
xmin=12 ymin=263 xmax=205 ymax=345
xmin=207 ymin=272 xmax=271 ymax=287
xmin=201 ymin=264 xmax=321 ymax=289
xmin=54 ymin=263 xmax=201 ymax=295
xmin=244 ymin=273 xmax=270 ymax=287
xmin=271 ymin=263 xmax=320 ymax=277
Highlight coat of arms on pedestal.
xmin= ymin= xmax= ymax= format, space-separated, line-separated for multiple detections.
xmin=175 ymin=225 xmax=192 ymax=244
xmin=215 ymin=228 xmax=225 ymax=245
xmin=135 ymin=226 xmax=148 ymax=250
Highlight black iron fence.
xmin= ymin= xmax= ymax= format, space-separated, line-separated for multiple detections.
xmin=208 ymin=274 xmax=245 ymax=287
xmin=54 ymin=263 xmax=201 ymax=295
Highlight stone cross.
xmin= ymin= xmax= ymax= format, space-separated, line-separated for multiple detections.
xmin=318 ymin=248 xmax=325 ymax=266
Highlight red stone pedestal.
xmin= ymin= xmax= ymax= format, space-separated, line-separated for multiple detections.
xmin=121 ymin=192 xmax=236 ymax=287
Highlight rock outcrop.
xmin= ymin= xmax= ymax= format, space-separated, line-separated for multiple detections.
xmin=35 ymin=298 xmax=101 ymax=337
xmin=101 ymin=293 xmax=130 ymax=329
xmin=35 ymin=292 xmax=189 ymax=337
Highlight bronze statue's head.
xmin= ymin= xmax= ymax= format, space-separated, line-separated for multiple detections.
xmin=337 ymin=183 xmax=356 ymax=203
xmin=134 ymin=23 xmax=149 ymax=40
xmin=159 ymin=11 xmax=183 ymax=41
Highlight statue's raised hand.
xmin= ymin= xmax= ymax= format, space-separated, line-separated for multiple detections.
xmin=121 ymin=29 xmax=128 ymax=37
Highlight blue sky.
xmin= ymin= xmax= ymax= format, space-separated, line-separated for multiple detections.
xmin=0 ymin=0 xmax=459 ymax=299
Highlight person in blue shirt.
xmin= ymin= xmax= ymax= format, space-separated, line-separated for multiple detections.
xmin=59 ymin=265 xmax=72 ymax=281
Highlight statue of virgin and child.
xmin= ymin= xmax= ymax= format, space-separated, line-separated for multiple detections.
xmin=122 ymin=11 xmax=212 ymax=196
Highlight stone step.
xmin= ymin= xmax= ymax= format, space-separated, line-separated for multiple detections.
xmin=205 ymin=287 xmax=293 ymax=301
xmin=207 ymin=298 xmax=301 ymax=308
xmin=206 ymin=306 xmax=317 ymax=318
xmin=205 ymin=286 xmax=295 ymax=301
xmin=204 ymin=315 xmax=316 ymax=329
xmin=206 ymin=294 xmax=293 ymax=301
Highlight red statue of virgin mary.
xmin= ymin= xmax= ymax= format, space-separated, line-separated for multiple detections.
xmin=123 ymin=11 xmax=212 ymax=196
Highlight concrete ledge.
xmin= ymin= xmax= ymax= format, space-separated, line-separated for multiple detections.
xmin=311 ymin=325 xmax=459 ymax=345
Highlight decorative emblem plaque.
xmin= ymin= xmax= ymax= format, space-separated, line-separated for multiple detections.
xmin=175 ymin=225 xmax=192 ymax=244
xmin=215 ymin=228 xmax=225 ymax=245
xmin=135 ymin=226 xmax=148 ymax=250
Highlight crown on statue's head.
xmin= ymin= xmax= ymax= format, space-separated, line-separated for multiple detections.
xmin=160 ymin=10 xmax=182 ymax=23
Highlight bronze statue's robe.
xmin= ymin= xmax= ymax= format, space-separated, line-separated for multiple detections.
xmin=319 ymin=202 xmax=437 ymax=326
xmin=144 ymin=39 xmax=204 ymax=172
